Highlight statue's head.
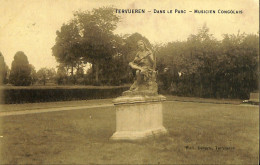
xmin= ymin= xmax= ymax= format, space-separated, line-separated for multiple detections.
xmin=137 ymin=40 xmax=149 ymax=51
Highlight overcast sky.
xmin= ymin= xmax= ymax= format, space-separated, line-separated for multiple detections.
xmin=0 ymin=0 xmax=258 ymax=70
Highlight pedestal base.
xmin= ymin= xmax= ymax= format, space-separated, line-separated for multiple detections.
xmin=111 ymin=127 xmax=168 ymax=141
xmin=110 ymin=95 xmax=167 ymax=141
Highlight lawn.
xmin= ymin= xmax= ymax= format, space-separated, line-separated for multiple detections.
xmin=0 ymin=101 xmax=258 ymax=164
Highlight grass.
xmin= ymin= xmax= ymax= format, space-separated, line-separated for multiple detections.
xmin=0 ymin=101 xmax=258 ymax=164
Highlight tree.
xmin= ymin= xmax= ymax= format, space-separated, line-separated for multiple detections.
xmin=155 ymin=25 xmax=259 ymax=99
xmin=56 ymin=64 xmax=68 ymax=85
xmin=52 ymin=22 xmax=82 ymax=81
xmin=74 ymin=7 xmax=120 ymax=85
xmin=0 ymin=52 xmax=9 ymax=84
xmin=156 ymin=25 xmax=221 ymax=97
xmin=52 ymin=7 xmax=121 ymax=85
xmin=37 ymin=68 xmax=48 ymax=85
xmin=30 ymin=64 xmax=38 ymax=85
xmin=37 ymin=67 xmax=56 ymax=85
xmin=182 ymin=25 xmax=220 ymax=97
xmin=216 ymin=33 xmax=259 ymax=98
xmin=9 ymin=51 xmax=32 ymax=86
xmin=156 ymin=41 xmax=185 ymax=93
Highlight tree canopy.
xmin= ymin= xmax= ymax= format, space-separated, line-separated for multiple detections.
xmin=9 ymin=51 xmax=33 ymax=86
xmin=0 ymin=52 xmax=9 ymax=84
xmin=156 ymin=25 xmax=259 ymax=99
xmin=37 ymin=67 xmax=56 ymax=85
xmin=51 ymin=8 xmax=258 ymax=99
xmin=52 ymin=7 xmax=121 ymax=85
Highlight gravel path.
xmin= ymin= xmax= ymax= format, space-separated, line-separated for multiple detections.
xmin=0 ymin=95 xmax=247 ymax=117
xmin=0 ymin=103 xmax=113 ymax=117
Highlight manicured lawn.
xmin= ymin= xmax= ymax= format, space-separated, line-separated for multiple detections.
xmin=0 ymin=101 xmax=258 ymax=164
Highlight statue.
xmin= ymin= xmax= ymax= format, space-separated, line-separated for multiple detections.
xmin=123 ymin=40 xmax=158 ymax=96
xmin=111 ymin=40 xmax=167 ymax=141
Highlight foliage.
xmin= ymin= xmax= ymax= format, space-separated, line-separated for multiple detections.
xmin=52 ymin=7 xmax=121 ymax=85
xmin=30 ymin=65 xmax=38 ymax=85
xmin=37 ymin=67 xmax=57 ymax=85
xmin=0 ymin=52 xmax=9 ymax=84
xmin=56 ymin=65 xmax=68 ymax=85
xmin=52 ymin=9 xmax=258 ymax=99
xmin=9 ymin=51 xmax=33 ymax=86
xmin=52 ymin=7 xmax=156 ymax=86
xmin=2 ymin=86 xmax=129 ymax=104
xmin=156 ymin=25 xmax=259 ymax=99
xmin=52 ymin=21 xmax=82 ymax=79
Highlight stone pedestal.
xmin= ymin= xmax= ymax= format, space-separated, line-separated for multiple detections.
xmin=110 ymin=95 xmax=168 ymax=141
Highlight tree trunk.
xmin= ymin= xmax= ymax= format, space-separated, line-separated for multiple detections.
xmin=43 ymin=75 xmax=46 ymax=85
xmin=71 ymin=65 xmax=76 ymax=85
xmin=95 ymin=62 xmax=99 ymax=85
xmin=71 ymin=65 xmax=74 ymax=76
xmin=200 ymin=75 xmax=203 ymax=97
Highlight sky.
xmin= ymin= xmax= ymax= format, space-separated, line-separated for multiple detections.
xmin=0 ymin=0 xmax=259 ymax=71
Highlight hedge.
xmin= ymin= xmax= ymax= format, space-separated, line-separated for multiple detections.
xmin=1 ymin=86 xmax=129 ymax=104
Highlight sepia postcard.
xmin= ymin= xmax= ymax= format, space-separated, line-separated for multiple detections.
xmin=0 ymin=0 xmax=259 ymax=164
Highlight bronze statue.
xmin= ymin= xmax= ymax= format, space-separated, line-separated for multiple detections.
xmin=123 ymin=40 xmax=158 ymax=96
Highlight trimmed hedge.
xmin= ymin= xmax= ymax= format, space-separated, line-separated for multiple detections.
xmin=1 ymin=86 xmax=129 ymax=104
